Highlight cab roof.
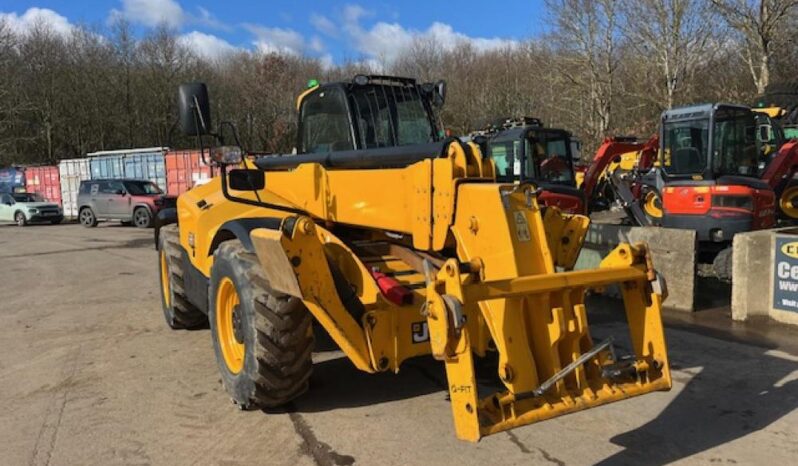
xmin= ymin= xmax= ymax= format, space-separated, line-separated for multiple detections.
xmin=663 ymin=103 xmax=751 ymax=122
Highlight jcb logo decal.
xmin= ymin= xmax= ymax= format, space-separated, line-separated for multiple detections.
xmin=781 ymin=241 xmax=798 ymax=259
xmin=411 ymin=321 xmax=429 ymax=343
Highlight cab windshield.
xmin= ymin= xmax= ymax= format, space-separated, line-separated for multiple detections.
xmin=124 ymin=181 xmax=162 ymax=195
xmin=300 ymin=83 xmax=438 ymax=153
xmin=526 ymin=132 xmax=575 ymax=184
xmin=12 ymin=193 xmax=44 ymax=202
xmin=712 ymin=108 xmax=759 ymax=177
xmin=662 ymin=119 xmax=709 ymax=176
xmin=489 ymin=131 xmax=574 ymax=185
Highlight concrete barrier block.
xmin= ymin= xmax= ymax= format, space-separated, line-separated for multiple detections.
xmin=577 ymin=224 xmax=697 ymax=312
xmin=733 ymin=228 xmax=798 ymax=327
xmin=731 ymin=231 xmax=773 ymax=321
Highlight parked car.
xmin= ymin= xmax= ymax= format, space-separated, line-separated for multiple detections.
xmin=77 ymin=179 xmax=174 ymax=228
xmin=0 ymin=191 xmax=63 ymax=226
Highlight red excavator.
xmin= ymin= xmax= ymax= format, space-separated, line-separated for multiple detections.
xmin=603 ymin=103 xmax=798 ymax=279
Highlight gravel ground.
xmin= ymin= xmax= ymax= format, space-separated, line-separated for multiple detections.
xmin=1 ymin=223 xmax=796 ymax=466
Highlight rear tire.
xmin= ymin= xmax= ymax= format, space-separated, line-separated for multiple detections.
xmin=712 ymin=247 xmax=733 ymax=282
xmin=209 ymin=240 xmax=313 ymax=409
xmin=158 ymin=224 xmax=207 ymax=329
xmin=79 ymin=207 xmax=97 ymax=227
xmin=133 ymin=207 xmax=152 ymax=228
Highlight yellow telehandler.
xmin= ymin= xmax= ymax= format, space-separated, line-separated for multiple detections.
xmin=156 ymin=75 xmax=671 ymax=441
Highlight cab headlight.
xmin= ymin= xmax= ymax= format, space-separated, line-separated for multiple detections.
xmin=711 ymin=195 xmax=753 ymax=211
xmin=28 ymin=208 xmax=38 ymax=214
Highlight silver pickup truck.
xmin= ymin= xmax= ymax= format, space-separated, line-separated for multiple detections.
xmin=0 ymin=192 xmax=63 ymax=226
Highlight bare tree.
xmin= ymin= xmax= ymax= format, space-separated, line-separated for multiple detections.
xmin=621 ymin=0 xmax=716 ymax=110
xmin=546 ymin=0 xmax=622 ymax=142
xmin=711 ymin=0 xmax=798 ymax=93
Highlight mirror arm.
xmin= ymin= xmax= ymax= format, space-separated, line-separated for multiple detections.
xmin=192 ymin=95 xmax=207 ymax=132
xmin=219 ymin=164 xmax=304 ymax=215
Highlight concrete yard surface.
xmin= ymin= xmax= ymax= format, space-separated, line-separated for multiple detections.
xmin=1 ymin=224 xmax=797 ymax=465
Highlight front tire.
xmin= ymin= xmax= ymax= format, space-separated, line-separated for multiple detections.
xmin=209 ymin=240 xmax=313 ymax=409
xmin=712 ymin=247 xmax=733 ymax=282
xmin=15 ymin=212 xmax=27 ymax=227
xmin=158 ymin=224 xmax=207 ymax=329
xmin=79 ymin=207 xmax=97 ymax=227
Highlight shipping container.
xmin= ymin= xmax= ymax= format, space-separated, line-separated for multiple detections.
xmin=0 ymin=167 xmax=26 ymax=193
xmin=124 ymin=152 xmax=167 ymax=192
xmin=89 ymin=154 xmax=125 ymax=180
xmin=58 ymin=158 xmax=90 ymax=218
xmin=87 ymin=147 xmax=168 ymax=192
xmin=164 ymin=150 xmax=214 ymax=196
xmin=24 ymin=166 xmax=62 ymax=205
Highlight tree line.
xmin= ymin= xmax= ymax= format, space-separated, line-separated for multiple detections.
xmin=1 ymin=0 xmax=797 ymax=166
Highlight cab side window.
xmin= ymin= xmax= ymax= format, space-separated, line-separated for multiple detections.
xmin=300 ymin=88 xmax=354 ymax=153
xmin=102 ymin=181 xmax=124 ymax=195
xmin=80 ymin=182 xmax=100 ymax=195
xmin=1 ymin=193 xmax=12 ymax=204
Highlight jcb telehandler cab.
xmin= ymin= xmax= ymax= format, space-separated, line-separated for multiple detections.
xmin=469 ymin=117 xmax=586 ymax=214
xmin=156 ymin=75 xmax=671 ymax=441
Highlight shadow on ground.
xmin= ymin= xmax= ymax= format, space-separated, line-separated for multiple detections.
xmin=597 ymin=343 xmax=798 ymax=465
xmin=587 ymin=296 xmax=798 ymax=465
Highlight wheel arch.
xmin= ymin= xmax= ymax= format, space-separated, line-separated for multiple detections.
xmin=132 ymin=203 xmax=155 ymax=215
xmin=154 ymin=207 xmax=177 ymax=249
xmin=208 ymin=217 xmax=284 ymax=257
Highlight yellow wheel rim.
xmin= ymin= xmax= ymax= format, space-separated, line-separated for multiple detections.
xmin=644 ymin=191 xmax=663 ymax=219
xmin=780 ymin=186 xmax=798 ymax=219
xmin=160 ymin=250 xmax=171 ymax=308
xmin=216 ymin=277 xmax=245 ymax=374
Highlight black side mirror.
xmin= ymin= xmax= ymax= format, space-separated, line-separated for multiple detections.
xmin=433 ymin=80 xmax=446 ymax=107
xmin=759 ymin=125 xmax=770 ymax=142
xmin=178 ymin=82 xmax=212 ymax=136
xmin=229 ymin=169 xmax=265 ymax=191
xmin=116 ymin=189 xmax=125 ymax=196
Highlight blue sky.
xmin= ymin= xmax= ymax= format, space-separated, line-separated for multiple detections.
xmin=1 ymin=0 xmax=548 ymax=65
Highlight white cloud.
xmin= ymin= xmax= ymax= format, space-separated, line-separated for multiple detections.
xmin=244 ymin=24 xmax=305 ymax=55
xmin=342 ymin=4 xmax=370 ymax=28
xmin=179 ymin=31 xmax=239 ymax=61
xmin=0 ymin=7 xmax=74 ymax=36
xmin=195 ymin=6 xmax=230 ymax=31
xmin=114 ymin=0 xmax=185 ymax=28
xmin=309 ymin=35 xmax=325 ymax=53
xmin=319 ymin=53 xmax=335 ymax=70
xmin=310 ymin=13 xmax=338 ymax=37
xmin=111 ymin=1 xmax=228 ymax=30
xmin=338 ymin=4 xmax=518 ymax=65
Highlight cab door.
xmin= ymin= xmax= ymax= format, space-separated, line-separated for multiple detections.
xmin=0 ymin=193 xmax=14 ymax=221
xmin=105 ymin=181 xmax=131 ymax=218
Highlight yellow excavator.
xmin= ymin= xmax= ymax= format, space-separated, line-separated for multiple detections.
xmin=155 ymin=75 xmax=671 ymax=441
